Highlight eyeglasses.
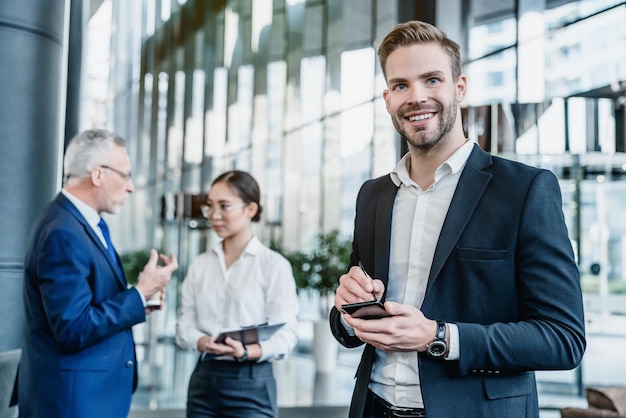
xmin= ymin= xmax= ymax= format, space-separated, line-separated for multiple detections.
xmin=100 ymin=165 xmax=132 ymax=180
xmin=200 ymin=202 xmax=247 ymax=219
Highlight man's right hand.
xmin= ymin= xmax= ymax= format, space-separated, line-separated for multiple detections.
xmin=334 ymin=265 xmax=385 ymax=312
xmin=135 ymin=249 xmax=178 ymax=300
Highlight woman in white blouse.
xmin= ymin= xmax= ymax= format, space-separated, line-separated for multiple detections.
xmin=176 ymin=170 xmax=299 ymax=418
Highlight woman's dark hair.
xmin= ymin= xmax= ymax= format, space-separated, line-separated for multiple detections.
xmin=212 ymin=170 xmax=263 ymax=222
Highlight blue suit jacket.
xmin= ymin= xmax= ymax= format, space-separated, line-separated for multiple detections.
xmin=330 ymin=145 xmax=586 ymax=418
xmin=18 ymin=193 xmax=146 ymax=418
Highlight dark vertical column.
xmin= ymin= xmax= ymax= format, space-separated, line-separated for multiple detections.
xmin=0 ymin=0 xmax=68 ymax=354
xmin=399 ymin=0 xmax=436 ymax=24
xmin=615 ymin=99 xmax=625 ymax=153
xmin=64 ymin=0 xmax=83 ymax=148
xmin=564 ymin=99 xmax=570 ymax=151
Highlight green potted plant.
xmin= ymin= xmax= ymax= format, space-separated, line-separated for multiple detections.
xmin=120 ymin=248 xmax=153 ymax=286
xmin=281 ymin=230 xmax=352 ymax=313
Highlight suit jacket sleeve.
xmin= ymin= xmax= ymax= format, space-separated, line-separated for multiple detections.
xmin=35 ymin=220 xmax=146 ymax=353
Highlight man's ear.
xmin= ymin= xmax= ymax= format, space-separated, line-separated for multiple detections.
xmin=456 ymin=74 xmax=467 ymax=102
xmin=91 ymin=167 xmax=103 ymax=186
xmin=383 ymin=89 xmax=392 ymax=113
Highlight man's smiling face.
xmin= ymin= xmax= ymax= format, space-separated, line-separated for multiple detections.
xmin=383 ymin=42 xmax=466 ymax=152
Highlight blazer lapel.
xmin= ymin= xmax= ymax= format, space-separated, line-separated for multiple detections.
xmin=373 ymin=177 xmax=399 ymax=290
xmin=55 ymin=194 xmax=128 ymax=289
xmin=101 ymin=247 xmax=127 ymax=289
xmin=427 ymin=146 xmax=493 ymax=288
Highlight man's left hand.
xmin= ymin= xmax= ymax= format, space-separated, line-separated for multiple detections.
xmin=342 ymin=302 xmax=438 ymax=352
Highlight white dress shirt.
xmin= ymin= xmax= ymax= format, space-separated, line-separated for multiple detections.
xmin=369 ymin=140 xmax=473 ymax=408
xmin=176 ymin=236 xmax=300 ymax=362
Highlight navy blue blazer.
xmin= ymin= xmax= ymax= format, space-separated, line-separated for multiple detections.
xmin=330 ymin=145 xmax=586 ymax=418
xmin=18 ymin=193 xmax=146 ymax=418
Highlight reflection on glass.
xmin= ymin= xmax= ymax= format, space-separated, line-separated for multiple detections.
xmin=545 ymin=0 xmax=625 ymax=31
xmin=579 ymin=180 xmax=626 ymax=296
xmin=518 ymin=10 xmax=546 ymax=103
xmin=339 ymin=48 xmax=376 ymax=238
xmin=167 ymin=70 xmax=185 ymax=168
xmin=252 ymin=0 xmax=273 ymax=53
xmin=545 ymin=5 xmax=626 ymax=98
xmin=230 ymin=65 xmax=254 ymax=152
xmin=184 ymin=69 xmax=205 ymax=164
xmin=537 ymin=98 xmax=565 ymax=154
xmin=567 ymin=98 xmax=588 ymax=155
xmin=597 ymin=99 xmax=616 ymax=154
xmin=340 ymin=48 xmax=375 ymax=156
xmin=266 ymin=62 xmax=287 ymax=225
xmin=464 ymin=48 xmax=516 ymax=106
xmin=468 ymin=15 xmax=516 ymax=61
xmin=157 ymin=71 xmax=169 ymax=164
xmin=299 ymin=56 xmax=325 ymax=245
xmin=224 ymin=8 xmax=239 ymax=68
xmin=206 ymin=68 xmax=227 ymax=164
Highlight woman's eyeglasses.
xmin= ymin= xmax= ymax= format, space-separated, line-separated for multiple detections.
xmin=200 ymin=202 xmax=247 ymax=219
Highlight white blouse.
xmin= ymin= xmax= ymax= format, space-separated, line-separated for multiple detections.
xmin=176 ymin=236 xmax=299 ymax=362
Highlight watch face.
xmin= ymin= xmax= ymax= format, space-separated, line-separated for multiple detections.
xmin=428 ymin=340 xmax=447 ymax=357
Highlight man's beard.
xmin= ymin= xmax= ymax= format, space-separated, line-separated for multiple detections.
xmin=392 ymin=97 xmax=458 ymax=151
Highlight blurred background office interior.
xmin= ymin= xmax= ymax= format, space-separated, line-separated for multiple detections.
xmin=0 ymin=0 xmax=625 ymax=417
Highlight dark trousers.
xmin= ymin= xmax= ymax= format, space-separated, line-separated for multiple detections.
xmin=186 ymin=358 xmax=277 ymax=418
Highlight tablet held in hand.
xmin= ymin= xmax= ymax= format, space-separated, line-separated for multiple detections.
xmin=214 ymin=322 xmax=286 ymax=344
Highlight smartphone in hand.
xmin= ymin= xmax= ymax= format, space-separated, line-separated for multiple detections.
xmin=341 ymin=300 xmax=392 ymax=319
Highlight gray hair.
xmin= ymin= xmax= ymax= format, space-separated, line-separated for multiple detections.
xmin=63 ymin=129 xmax=126 ymax=183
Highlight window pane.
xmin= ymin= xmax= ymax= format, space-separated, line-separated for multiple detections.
xmin=545 ymin=5 xmax=626 ymax=97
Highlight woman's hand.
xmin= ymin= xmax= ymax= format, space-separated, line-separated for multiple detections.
xmin=196 ymin=335 xmax=244 ymax=357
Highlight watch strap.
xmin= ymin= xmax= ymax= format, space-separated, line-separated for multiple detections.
xmin=235 ymin=345 xmax=248 ymax=362
xmin=436 ymin=320 xmax=446 ymax=340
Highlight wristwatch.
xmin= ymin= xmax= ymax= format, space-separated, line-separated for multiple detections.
xmin=234 ymin=345 xmax=248 ymax=362
xmin=426 ymin=320 xmax=447 ymax=358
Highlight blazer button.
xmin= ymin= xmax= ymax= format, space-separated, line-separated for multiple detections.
xmin=126 ymin=360 xmax=134 ymax=368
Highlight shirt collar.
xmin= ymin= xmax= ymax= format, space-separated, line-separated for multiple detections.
xmin=61 ymin=188 xmax=101 ymax=228
xmin=390 ymin=139 xmax=475 ymax=187
xmin=211 ymin=235 xmax=263 ymax=257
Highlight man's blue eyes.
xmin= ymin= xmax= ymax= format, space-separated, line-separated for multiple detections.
xmin=392 ymin=79 xmax=440 ymax=90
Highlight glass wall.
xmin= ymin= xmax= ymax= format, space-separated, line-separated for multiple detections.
xmin=82 ymin=0 xmax=626 ymax=411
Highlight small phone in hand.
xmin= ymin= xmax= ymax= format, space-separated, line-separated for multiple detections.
xmin=341 ymin=300 xmax=391 ymax=319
